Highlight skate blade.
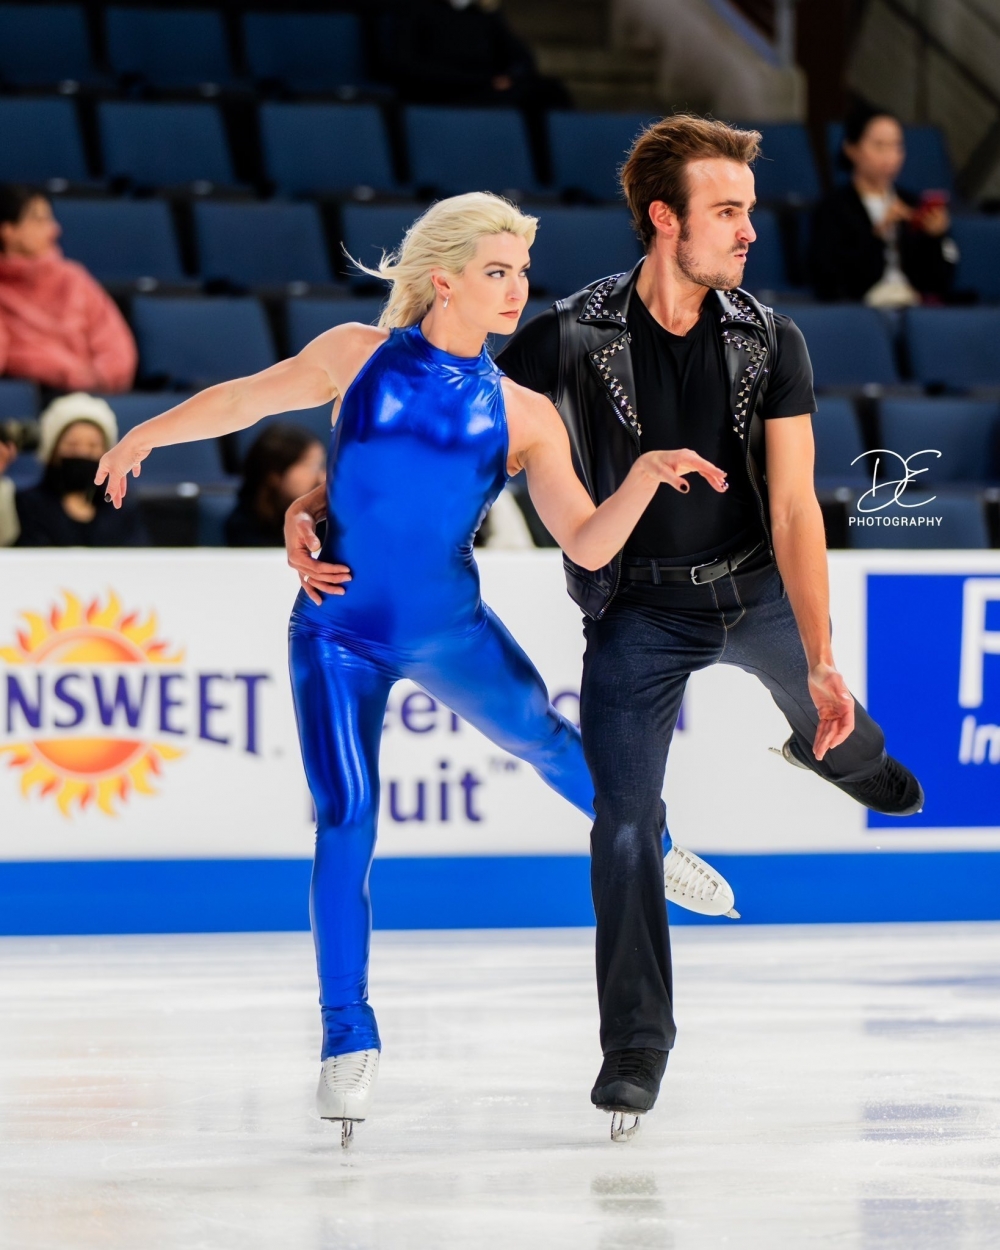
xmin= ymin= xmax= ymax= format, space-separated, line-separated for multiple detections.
xmin=609 ymin=1111 xmax=641 ymax=1143
xmin=319 ymin=1115 xmax=364 ymax=1148
xmin=726 ymin=908 xmax=741 ymax=920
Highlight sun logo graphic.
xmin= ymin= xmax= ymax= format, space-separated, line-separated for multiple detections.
xmin=1 ymin=591 xmax=270 ymax=817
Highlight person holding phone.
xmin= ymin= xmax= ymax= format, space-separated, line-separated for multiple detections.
xmin=811 ymin=104 xmax=958 ymax=306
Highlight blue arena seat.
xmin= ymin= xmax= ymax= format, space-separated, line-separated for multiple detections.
xmin=339 ymin=204 xmax=423 ymax=285
xmin=847 ymin=490 xmax=988 ymax=549
xmin=193 ymin=202 xmax=332 ymax=288
xmin=287 ymin=298 xmax=385 ymax=353
xmin=98 ymin=102 xmax=235 ymax=187
xmin=879 ymin=399 xmax=1000 ymax=485
xmin=0 ymin=3 xmax=102 ymax=87
xmin=135 ymin=438 xmax=233 ymax=487
xmin=261 ymin=104 xmax=398 ymax=196
xmin=905 ymin=308 xmax=1000 ymax=389
xmin=55 ymin=199 xmax=186 ymax=286
xmin=528 ymin=208 xmax=640 ymax=298
xmin=751 ymin=124 xmax=821 ymax=203
xmin=811 ymin=396 xmax=868 ymax=490
xmin=5 ymin=453 xmax=42 ymax=490
xmin=233 ymin=405 xmax=334 ymax=461
xmin=0 ymin=378 xmax=39 ymax=419
xmin=547 ymin=111 xmax=652 ymax=201
xmin=197 ymin=489 xmax=238 ymax=546
xmin=775 ymin=305 xmax=900 ymax=389
xmin=105 ymin=7 xmax=234 ymax=90
xmin=951 ymin=217 xmax=1000 ymax=304
xmin=243 ymin=12 xmax=367 ymax=94
xmin=131 ymin=296 xmax=276 ymax=388
xmin=404 ymin=107 xmax=541 ymax=195
xmin=101 ymin=391 xmax=197 ymax=435
xmin=827 ymin=123 xmax=954 ymax=192
xmin=0 ymin=98 xmax=89 ymax=183
xmin=741 ymin=208 xmax=789 ymax=294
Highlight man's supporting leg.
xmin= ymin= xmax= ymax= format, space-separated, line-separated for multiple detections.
xmin=289 ymin=625 xmax=395 ymax=1059
xmin=580 ymin=605 xmax=716 ymax=1054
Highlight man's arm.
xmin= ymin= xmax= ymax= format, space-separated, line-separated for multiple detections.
xmin=765 ymin=416 xmax=855 ymax=760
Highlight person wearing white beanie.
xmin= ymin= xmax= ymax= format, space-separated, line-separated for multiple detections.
xmin=14 ymin=392 xmax=148 ymax=547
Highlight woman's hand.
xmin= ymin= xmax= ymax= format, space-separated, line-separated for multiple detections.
xmin=284 ymin=487 xmax=352 ymax=605
xmin=631 ymin=448 xmax=729 ymax=495
xmin=95 ymin=432 xmax=150 ymax=508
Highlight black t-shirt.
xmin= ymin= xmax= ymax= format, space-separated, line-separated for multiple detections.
xmin=14 ymin=484 xmax=149 ymax=547
xmin=497 ymin=293 xmax=816 ymax=562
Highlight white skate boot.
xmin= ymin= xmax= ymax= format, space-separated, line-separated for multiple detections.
xmin=664 ymin=845 xmax=739 ymax=919
xmin=316 ymin=1047 xmax=379 ymax=1147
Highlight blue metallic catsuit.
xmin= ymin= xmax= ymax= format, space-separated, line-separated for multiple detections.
xmin=288 ymin=323 xmax=596 ymax=1059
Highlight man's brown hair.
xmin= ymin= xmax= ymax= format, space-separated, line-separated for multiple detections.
xmin=620 ymin=114 xmax=761 ymax=250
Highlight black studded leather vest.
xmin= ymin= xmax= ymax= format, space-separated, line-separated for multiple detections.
xmin=550 ymin=262 xmax=777 ymax=619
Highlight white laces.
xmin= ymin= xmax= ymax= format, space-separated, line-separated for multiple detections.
xmin=664 ymin=846 xmax=724 ymax=903
xmin=320 ymin=1049 xmax=378 ymax=1094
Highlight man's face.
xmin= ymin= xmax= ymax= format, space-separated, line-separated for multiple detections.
xmin=660 ymin=158 xmax=757 ymax=291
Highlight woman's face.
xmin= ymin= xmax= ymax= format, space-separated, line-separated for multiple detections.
xmin=431 ymin=231 xmax=531 ymax=338
xmin=276 ymin=441 xmax=326 ymax=503
xmin=52 ymin=421 xmax=108 ymax=464
xmin=0 ymin=197 xmax=61 ymax=259
xmin=845 ymin=116 xmax=905 ymax=188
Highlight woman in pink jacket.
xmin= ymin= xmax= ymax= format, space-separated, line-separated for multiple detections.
xmin=0 ymin=185 xmax=137 ymax=394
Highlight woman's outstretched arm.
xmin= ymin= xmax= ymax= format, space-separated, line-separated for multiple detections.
xmin=96 ymin=323 xmax=384 ymax=506
xmin=505 ymin=382 xmax=728 ymax=571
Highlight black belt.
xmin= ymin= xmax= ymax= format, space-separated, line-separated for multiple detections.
xmin=624 ymin=541 xmax=764 ymax=586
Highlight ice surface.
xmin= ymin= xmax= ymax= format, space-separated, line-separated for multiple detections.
xmin=1 ymin=924 xmax=999 ymax=1249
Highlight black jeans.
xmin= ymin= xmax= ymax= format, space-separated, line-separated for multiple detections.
xmin=580 ymin=559 xmax=886 ymax=1055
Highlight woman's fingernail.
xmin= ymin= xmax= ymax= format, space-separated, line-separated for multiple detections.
xmin=104 ymin=493 xmax=111 ymax=502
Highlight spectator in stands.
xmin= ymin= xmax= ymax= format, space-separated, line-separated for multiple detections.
xmin=226 ymin=422 xmax=326 ymax=547
xmin=14 ymin=393 xmax=148 ymax=546
xmin=0 ymin=434 xmax=17 ymax=545
xmin=0 ymin=185 xmax=137 ymax=393
xmin=811 ymin=105 xmax=957 ymax=306
xmin=378 ymin=0 xmax=569 ymax=110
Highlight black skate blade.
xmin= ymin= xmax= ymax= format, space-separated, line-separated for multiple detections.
xmin=606 ymin=1109 xmax=642 ymax=1142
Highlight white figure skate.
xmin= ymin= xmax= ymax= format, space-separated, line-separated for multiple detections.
xmin=316 ymin=1047 xmax=379 ymax=1147
xmin=665 ymin=845 xmax=740 ymax=919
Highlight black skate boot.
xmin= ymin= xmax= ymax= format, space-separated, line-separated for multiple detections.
xmin=591 ymin=1048 xmax=668 ymax=1141
xmin=782 ymin=736 xmax=924 ymax=816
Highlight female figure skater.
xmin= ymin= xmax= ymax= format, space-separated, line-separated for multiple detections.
xmin=97 ymin=194 xmax=732 ymax=1143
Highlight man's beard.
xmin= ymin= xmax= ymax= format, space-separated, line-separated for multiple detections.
xmin=676 ymin=222 xmax=745 ymax=291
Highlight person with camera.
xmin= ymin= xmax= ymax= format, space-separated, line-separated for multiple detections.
xmin=11 ymin=393 xmax=147 ymax=547
xmin=810 ymin=104 xmax=958 ymax=307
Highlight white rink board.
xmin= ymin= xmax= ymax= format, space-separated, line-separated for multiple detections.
xmin=1 ymin=548 xmax=999 ymax=863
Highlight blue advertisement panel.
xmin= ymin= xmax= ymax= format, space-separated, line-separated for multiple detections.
xmin=867 ymin=573 xmax=1000 ymax=828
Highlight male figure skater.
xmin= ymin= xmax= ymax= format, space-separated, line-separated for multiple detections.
xmin=493 ymin=114 xmax=922 ymax=1125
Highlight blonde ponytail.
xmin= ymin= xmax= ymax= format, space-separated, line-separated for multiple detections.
xmin=350 ymin=192 xmax=538 ymax=329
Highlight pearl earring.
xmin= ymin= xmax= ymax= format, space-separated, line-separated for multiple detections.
xmin=443 ymin=295 xmax=450 ymax=309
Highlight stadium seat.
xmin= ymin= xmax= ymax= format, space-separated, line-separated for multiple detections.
xmin=905 ymin=308 xmax=1000 ymax=389
xmin=0 ymin=378 xmax=38 ymax=419
xmin=193 ymin=202 xmax=332 ymax=288
xmin=243 ymin=12 xmax=367 ymax=94
xmin=741 ymin=208 xmax=789 ymax=294
xmin=131 ymin=296 xmax=276 ymax=388
xmin=775 ymin=305 xmax=900 ymax=389
xmin=527 ymin=208 xmax=640 ymax=298
xmin=0 ymin=3 xmax=102 ymax=88
xmin=5 ymin=453 xmax=42 ymax=490
xmin=879 ymin=399 xmax=1000 ymax=485
xmin=233 ymin=405 xmax=334 ymax=461
xmin=287 ymin=298 xmax=385 ymax=353
xmin=847 ymin=490 xmax=988 ymax=548
xmin=827 ymin=123 xmax=954 ymax=192
xmin=101 ymin=391 xmax=197 ymax=435
xmin=404 ymin=107 xmax=541 ymax=195
xmin=55 ymin=199 xmax=186 ymax=286
xmin=811 ymin=397 xmax=868 ymax=490
xmin=547 ymin=112 xmax=652 ymax=201
xmin=105 ymin=7 xmax=234 ymax=90
xmin=751 ymin=124 xmax=821 ymax=203
xmin=98 ymin=102 xmax=235 ymax=188
xmin=951 ymin=217 xmax=1000 ymax=304
xmin=0 ymin=98 xmax=89 ymax=183
xmin=339 ymin=204 xmax=423 ymax=285
xmin=261 ymin=103 xmax=399 ymax=196
xmin=197 ymin=489 xmax=238 ymax=545
xmin=133 ymin=437 xmax=233 ymax=487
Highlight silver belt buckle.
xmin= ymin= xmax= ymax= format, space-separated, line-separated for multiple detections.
xmin=689 ymin=559 xmax=714 ymax=585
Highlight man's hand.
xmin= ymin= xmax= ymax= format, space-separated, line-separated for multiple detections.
xmin=808 ymin=664 xmax=855 ymax=760
xmin=284 ymin=487 xmax=351 ymax=606
xmin=0 ymin=440 xmax=17 ymax=477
